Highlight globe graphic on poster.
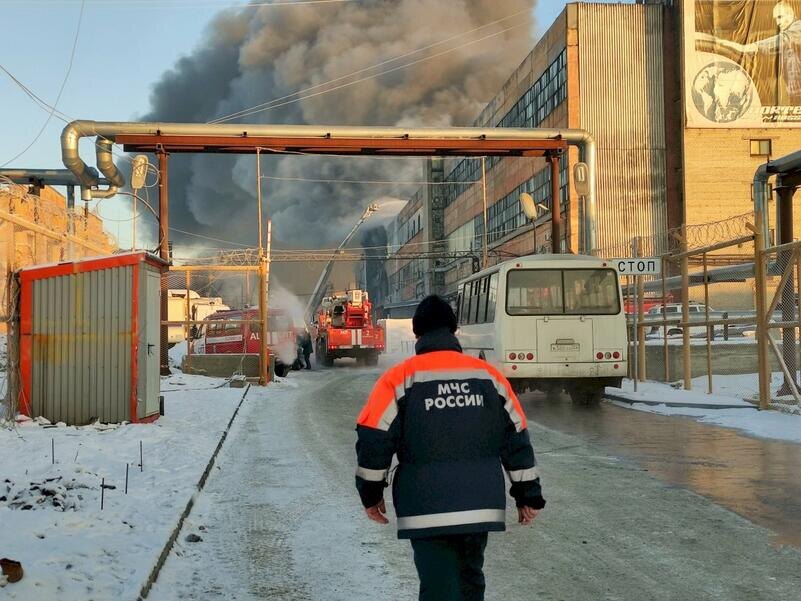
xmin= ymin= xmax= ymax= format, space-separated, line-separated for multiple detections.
xmin=692 ymin=61 xmax=754 ymax=123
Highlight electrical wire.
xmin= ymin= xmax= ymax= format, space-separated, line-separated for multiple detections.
xmin=9 ymin=0 xmax=358 ymax=6
xmin=209 ymin=7 xmax=531 ymax=123
xmin=260 ymin=175 xmax=478 ymax=186
xmin=1 ymin=0 xmax=85 ymax=167
xmin=212 ymin=21 xmax=527 ymax=123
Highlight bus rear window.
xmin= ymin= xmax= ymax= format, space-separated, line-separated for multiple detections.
xmin=506 ymin=269 xmax=620 ymax=316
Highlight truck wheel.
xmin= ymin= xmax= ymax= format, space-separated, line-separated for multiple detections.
xmin=274 ymin=363 xmax=289 ymax=378
xmin=365 ymin=353 xmax=379 ymax=367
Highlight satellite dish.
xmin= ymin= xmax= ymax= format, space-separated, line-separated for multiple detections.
xmin=519 ymin=192 xmax=537 ymax=221
xmin=573 ymin=162 xmax=590 ymax=196
xmin=131 ymin=155 xmax=149 ymax=191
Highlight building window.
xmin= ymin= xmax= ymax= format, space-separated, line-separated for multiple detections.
xmin=484 ymin=161 xmax=568 ymax=244
xmin=750 ymin=139 xmax=772 ymax=157
xmin=442 ymin=48 xmax=568 ymax=208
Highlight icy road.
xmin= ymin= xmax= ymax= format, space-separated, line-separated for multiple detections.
xmin=150 ymin=367 xmax=801 ymax=601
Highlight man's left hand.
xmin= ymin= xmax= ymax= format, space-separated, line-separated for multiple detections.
xmin=365 ymin=499 xmax=389 ymax=524
xmin=518 ymin=506 xmax=540 ymax=525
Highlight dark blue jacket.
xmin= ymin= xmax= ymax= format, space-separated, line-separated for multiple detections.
xmin=355 ymin=329 xmax=544 ymax=539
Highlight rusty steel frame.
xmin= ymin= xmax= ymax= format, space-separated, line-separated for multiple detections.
xmin=118 ymin=134 xmax=569 ymax=157
xmin=137 ymin=131 xmax=570 ymax=380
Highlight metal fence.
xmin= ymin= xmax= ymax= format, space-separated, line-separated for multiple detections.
xmin=600 ymin=211 xmax=800 ymax=414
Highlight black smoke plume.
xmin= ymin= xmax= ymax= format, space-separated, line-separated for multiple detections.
xmin=143 ymin=0 xmax=536 ymax=250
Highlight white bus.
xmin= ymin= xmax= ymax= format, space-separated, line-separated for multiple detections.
xmin=455 ymin=254 xmax=627 ymax=404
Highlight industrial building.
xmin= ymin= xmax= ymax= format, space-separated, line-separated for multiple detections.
xmin=373 ymin=0 xmax=801 ymax=317
xmin=0 ymin=182 xmax=117 ymax=330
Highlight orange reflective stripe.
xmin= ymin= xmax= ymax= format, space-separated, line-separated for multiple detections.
xmin=484 ymin=362 xmax=527 ymax=430
xmin=357 ymin=351 xmax=528 ymax=431
xmin=357 ymin=364 xmax=404 ymax=429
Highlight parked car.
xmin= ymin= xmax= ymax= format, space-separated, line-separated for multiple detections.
xmin=644 ymin=303 xmax=723 ymax=337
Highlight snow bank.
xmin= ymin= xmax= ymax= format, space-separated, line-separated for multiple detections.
xmin=609 ymin=375 xmax=801 ymax=444
xmin=168 ymin=340 xmax=187 ymax=368
xmin=0 ymin=372 xmax=262 ymax=600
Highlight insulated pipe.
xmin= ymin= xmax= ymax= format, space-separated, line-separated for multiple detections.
xmin=754 ymin=148 xmax=801 ymax=244
xmin=753 ymin=163 xmax=771 ymax=245
xmin=0 ymin=168 xmax=108 ymax=188
xmin=61 ymin=120 xmax=599 ymax=251
xmin=95 ymin=139 xmax=125 ymax=188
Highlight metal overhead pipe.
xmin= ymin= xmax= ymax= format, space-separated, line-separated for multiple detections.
xmin=0 ymin=168 xmax=109 ymax=188
xmin=60 ymin=120 xmax=599 ymax=252
xmin=754 ymin=148 xmax=801 ymax=243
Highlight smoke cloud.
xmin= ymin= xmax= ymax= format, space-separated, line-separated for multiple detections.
xmin=143 ymin=0 xmax=536 ymax=251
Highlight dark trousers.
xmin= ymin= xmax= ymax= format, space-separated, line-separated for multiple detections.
xmin=410 ymin=533 xmax=488 ymax=601
xmin=303 ymin=351 xmax=312 ymax=369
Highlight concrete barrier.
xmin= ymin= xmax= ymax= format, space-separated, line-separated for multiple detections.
xmin=181 ymin=354 xmax=260 ymax=378
xmin=643 ymin=342 xmax=797 ymax=382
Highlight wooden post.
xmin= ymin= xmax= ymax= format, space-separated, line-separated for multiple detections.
xmin=680 ymin=225 xmax=692 ymax=390
xmin=751 ymin=219 xmax=771 ymax=410
xmin=703 ymin=252 xmax=712 ymax=394
xmin=184 ymin=270 xmax=191 ymax=373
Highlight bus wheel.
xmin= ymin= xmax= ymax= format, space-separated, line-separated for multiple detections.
xmin=569 ymin=383 xmax=603 ymax=405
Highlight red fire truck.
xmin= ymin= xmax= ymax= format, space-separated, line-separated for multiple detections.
xmin=315 ymin=289 xmax=385 ymax=367
xmin=191 ymin=308 xmax=298 ymax=377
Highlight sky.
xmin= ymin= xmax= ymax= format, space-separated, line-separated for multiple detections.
xmin=0 ymin=0 xmax=630 ymax=248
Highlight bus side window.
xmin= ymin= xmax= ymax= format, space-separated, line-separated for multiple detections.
xmin=459 ymin=285 xmax=469 ymax=325
xmin=465 ymin=281 xmax=474 ymax=325
xmin=476 ymin=276 xmax=488 ymax=323
xmin=486 ymin=272 xmax=498 ymax=322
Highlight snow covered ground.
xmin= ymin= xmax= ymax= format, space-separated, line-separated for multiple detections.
xmin=609 ymin=375 xmax=801 ymax=444
xmin=0 ymin=371 xmax=280 ymax=599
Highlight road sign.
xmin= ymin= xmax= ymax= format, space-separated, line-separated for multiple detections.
xmin=612 ymin=257 xmax=661 ymax=276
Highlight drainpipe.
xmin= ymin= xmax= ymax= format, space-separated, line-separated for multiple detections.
xmin=60 ymin=120 xmax=599 ymax=249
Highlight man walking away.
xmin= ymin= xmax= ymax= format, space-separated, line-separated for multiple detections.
xmin=354 ymin=295 xmax=545 ymax=601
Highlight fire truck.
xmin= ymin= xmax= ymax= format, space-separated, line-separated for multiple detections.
xmin=314 ymin=289 xmax=385 ymax=367
xmin=191 ymin=308 xmax=298 ymax=377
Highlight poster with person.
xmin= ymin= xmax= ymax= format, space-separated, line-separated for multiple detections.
xmin=684 ymin=0 xmax=801 ymax=126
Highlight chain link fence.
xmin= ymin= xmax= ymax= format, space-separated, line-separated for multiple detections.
xmin=598 ymin=211 xmax=799 ymax=413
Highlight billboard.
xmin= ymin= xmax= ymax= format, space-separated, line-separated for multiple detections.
xmin=684 ymin=0 xmax=801 ymax=127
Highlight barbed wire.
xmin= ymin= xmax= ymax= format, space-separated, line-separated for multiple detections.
xmin=594 ymin=210 xmax=757 ymax=259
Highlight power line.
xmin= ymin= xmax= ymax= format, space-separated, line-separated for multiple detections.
xmin=261 ymin=175 xmax=478 ymax=186
xmin=209 ymin=7 xmax=530 ymax=124
xmin=213 ymin=21 xmax=527 ymax=122
xmin=1 ymin=0 xmax=86 ymax=167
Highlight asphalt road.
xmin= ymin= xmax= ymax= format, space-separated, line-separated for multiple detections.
xmin=149 ymin=366 xmax=801 ymax=601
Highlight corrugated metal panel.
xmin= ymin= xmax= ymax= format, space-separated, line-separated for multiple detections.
xmin=31 ymin=265 xmax=132 ymax=423
xmin=577 ymin=3 xmax=669 ymax=255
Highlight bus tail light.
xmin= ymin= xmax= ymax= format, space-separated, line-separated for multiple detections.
xmin=596 ymin=352 xmax=604 ymax=360
xmin=526 ymin=353 xmax=534 ymax=360
xmin=612 ymin=351 xmax=621 ymax=359
xmin=508 ymin=352 xmax=516 ymax=360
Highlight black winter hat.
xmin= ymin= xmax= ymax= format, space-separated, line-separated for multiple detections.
xmin=413 ymin=295 xmax=457 ymax=337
